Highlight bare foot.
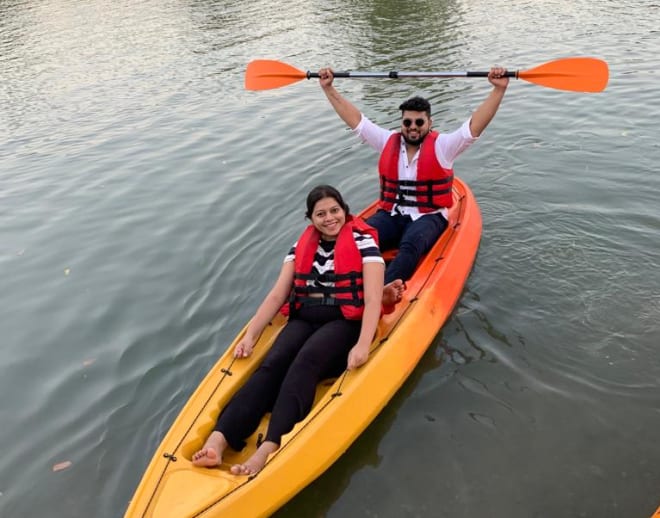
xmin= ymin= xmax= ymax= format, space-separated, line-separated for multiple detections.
xmin=192 ymin=431 xmax=228 ymax=468
xmin=382 ymin=279 xmax=405 ymax=307
xmin=230 ymin=441 xmax=279 ymax=476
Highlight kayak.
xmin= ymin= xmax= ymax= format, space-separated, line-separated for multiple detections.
xmin=123 ymin=176 xmax=482 ymax=518
xmin=652 ymin=504 xmax=660 ymax=518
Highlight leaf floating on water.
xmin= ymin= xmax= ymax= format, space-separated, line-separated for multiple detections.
xmin=52 ymin=461 xmax=72 ymax=472
xmin=82 ymin=358 xmax=96 ymax=367
xmin=64 ymin=268 xmax=71 ymax=276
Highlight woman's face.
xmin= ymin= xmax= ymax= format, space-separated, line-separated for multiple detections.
xmin=311 ymin=196 xmax=346 ymax=240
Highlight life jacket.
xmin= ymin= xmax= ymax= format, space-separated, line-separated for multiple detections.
xmin=285 ymin=216 xmax=378 ymax=320
xmin=378 ymin=131 xmax=454 ymax=212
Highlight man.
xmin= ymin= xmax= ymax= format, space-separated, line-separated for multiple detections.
xmin=319 ymin=67 xmax=509 ymax=284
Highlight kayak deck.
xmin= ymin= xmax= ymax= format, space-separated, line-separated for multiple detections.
xmin=124 ymin=176 xmax=482 ymax=518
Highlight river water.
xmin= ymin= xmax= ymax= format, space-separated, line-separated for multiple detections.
xmin=1 ymin=1 xmax=659 ymax=517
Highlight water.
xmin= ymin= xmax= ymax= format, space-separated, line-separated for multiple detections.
xmin=1 ymin=1 xmax=659 ymax=517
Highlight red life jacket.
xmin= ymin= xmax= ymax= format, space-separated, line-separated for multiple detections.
xmin=286 ymin=216 xmax=378 ymax=320
xmin=377 ymin=131 xmax=454 ymax=212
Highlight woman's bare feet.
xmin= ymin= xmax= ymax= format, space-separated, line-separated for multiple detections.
xmin=382 ymin=279 xmax=405 ymax=307
xmin=192 ymin=431 xmax=229 ymax=468
xmin=230 ymin=440 xmax=279 ymax=476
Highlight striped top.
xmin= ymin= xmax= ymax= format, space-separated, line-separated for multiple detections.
xmin=284 ymin=230 xmax=384 ymax=289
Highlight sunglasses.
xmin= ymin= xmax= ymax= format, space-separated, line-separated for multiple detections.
xmin=402 ymin=118 xmax=427 ymax=128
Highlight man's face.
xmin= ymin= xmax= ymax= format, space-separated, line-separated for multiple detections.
xmin=401 ymin=110 xmax=431 ymax=146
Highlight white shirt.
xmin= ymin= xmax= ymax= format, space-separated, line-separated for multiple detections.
xmin=353 ymin=115 xmax=477 ymax=221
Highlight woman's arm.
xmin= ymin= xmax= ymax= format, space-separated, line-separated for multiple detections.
xmin=347 ymin=261 xmax=385 ymax=370
xmin=234 ymin=261 xmax=295 ymax=358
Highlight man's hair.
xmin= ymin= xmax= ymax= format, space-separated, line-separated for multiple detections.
xmin=399 ymin=96 xmax=431 ymax=116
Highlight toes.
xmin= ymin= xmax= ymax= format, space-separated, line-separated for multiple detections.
xmin=230 ymin=462 xmax=259 ymax=476
xmin=192 ymin=449 xmax=206 ymax=460
xmin=230 ymin=464 xmax=246 ymax=475
xmin=192 ymin=446 xmax=222 ymax=467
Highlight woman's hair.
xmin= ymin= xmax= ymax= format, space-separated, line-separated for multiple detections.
xmin=305 ymin=184 xmax=350 ymax=219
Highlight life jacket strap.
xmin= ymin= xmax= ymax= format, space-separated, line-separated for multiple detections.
xmin=290 ymin=271 xmax=363 ymax=313
xmin=295 ymin=296 xmax=364 ymax=308
xmin=294 ymin=271 xmax=362 ymax=283
xmin=380 ymin=175 xmax=453 ymax=209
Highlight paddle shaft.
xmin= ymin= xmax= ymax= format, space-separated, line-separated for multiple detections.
xmin=306 ymin=70 xmax=519 ymax=79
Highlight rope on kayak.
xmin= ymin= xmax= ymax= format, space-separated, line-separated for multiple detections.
xmin=138 ymin=354 xmax=239 ymax=518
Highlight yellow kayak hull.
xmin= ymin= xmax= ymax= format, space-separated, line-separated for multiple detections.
xmin=124 ymin=176 xmax=482 ymax=518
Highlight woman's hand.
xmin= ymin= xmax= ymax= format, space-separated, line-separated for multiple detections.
xmin=234 ymin=335 xmax=257 ymax=358
xmin=347 ymin=342 xmax=370 ymax=370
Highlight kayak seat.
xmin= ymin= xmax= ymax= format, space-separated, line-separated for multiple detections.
xmin=382 ymin=249 xmax=398 ymax=263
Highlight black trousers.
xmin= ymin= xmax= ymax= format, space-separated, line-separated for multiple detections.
xmin=215 ymin=305 xmax=361 ymax=450
xmin=366 ymin=209 xmax=447 ymax=283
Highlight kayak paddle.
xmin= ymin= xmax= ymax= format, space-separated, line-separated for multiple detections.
xmin=245 ymin=57 xmax=609 ymax=93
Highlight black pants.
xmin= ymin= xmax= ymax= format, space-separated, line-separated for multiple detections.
xmin=215 ymin=305 xmax=361 ymax=450
xmin=366 ymin=209 xmax=448 ymax=283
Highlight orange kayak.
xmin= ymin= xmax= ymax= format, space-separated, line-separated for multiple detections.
xmin=123 ymin=176 xmax=482 ymax=518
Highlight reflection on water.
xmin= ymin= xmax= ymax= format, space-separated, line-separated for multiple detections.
xmin=1 ymin=0 xmax=659 ymax=517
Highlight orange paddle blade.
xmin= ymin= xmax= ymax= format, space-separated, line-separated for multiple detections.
xmin=245 ymin=60 xmax=307 ymax=90
xmin=518 ymin=57 xmax=609 ymax=93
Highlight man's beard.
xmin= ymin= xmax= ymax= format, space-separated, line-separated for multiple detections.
xmin=402 ymin=132 xmax=427 ymax=146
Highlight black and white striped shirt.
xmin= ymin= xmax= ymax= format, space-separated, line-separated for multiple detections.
xmin=284 ymin=230 xmax=383 ymax=289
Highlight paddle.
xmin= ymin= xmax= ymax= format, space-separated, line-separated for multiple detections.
xmin=245 ymin=57 xmax=609 ymax=93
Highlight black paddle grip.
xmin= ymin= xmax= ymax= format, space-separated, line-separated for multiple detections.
xmin=306 ymin=71 xmax=351 ymax=79
xmin=467 ymin=71 xmax=518 ymax=78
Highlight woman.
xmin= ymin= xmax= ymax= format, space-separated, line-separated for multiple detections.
xmin=192 ymin=185 xmax=403 ymax=475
